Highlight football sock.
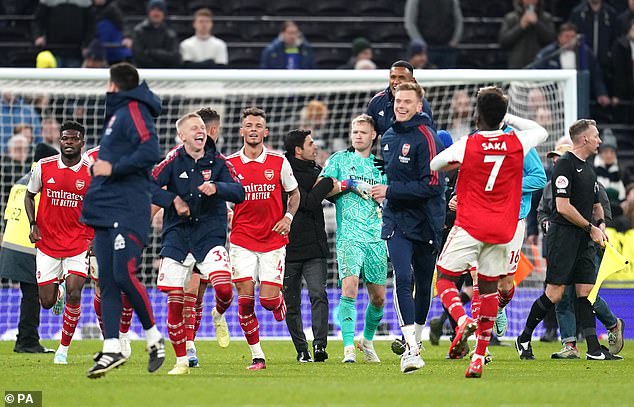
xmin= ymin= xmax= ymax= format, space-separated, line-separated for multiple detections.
xmin=61 ymin=303 xmax=81 ymax=347
xmin=103 ymin=337 xmax=121 ymax=353
xmin=498 ymin=285 xmax=515 ymax=310
xmin=193 ymin=300 xmax=203 ymax=339
xmin=519 ymin=293 xmax=554 ymax=343
xmin=401 ymin=324 xmax=418 ymax=353
xmin=338 ymin=296 xmax=356 ymax=347
xmin=94 ymin=294 xmax=104 ymax=336
xmin=119 ymin=294 xmax=133 ymax=334
xmin=167 ymin=293 xmax=186 ymax=357
xmin=577 ymin=296 xmax=601 ymax=354
xmin=414 ymin=323 xmax=425 ymax=344
xmin=475 ymin=292 xmax=497 ymax=357
xmin=183 ymin=293 xmax=197 ymax=342
xmin=436 ymin=277 xmax=465 ymax=324
xmin=145 ymin=325 xmax=162 ymax=347
xmin=238 ymin=295 xmax=259 ymax=345
xmin=471 ymin=283 xmax=481 ymax=320
xmin=363 ymin=303 xmax=384 ymax=341
xmin=215 ymin=283 xmax=233 ymax=315
xmin=249 ymin=342 xmax=265 ymax=360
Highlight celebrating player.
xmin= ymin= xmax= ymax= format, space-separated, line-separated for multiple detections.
xmin=152 ymin=112 xmax=244 ymax=375
xmin=372 ymin=82 xmax=445 ymax=374
xmin=319 ymin=114 xmax=388 ymax=363
xmin=226 ymin=107 xmax=299 ymax=370
xmin=431 ymin=87 xmax=548 ymax=378
xmin=82 ymin=62 xmax=164 ymax=378
xmin=84 ymin=146 xmax=135 ymax=359
xmin=24 ymin=120 xmax=92 ymax=365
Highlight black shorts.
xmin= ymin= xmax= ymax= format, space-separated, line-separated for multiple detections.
xmin=545 ymin=223 xmax=596 ymax=285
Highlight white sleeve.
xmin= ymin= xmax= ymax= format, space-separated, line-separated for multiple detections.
xmin=504 ymin=113 xmax=548 ymax=154
xmin=430 ymin=136 xmax=467 ymax=171
xmin=281 ymin=157 xmax=299 ymax=192
xmin=179 ymin=40 xmax=191 ymax=61
xmin=27 ymin=161 xmax=42 ymax=194
xmin=217 ymin=40 xmax=228 ymax=65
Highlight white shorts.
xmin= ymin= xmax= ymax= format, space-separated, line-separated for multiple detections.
xmin=436 ymin=226 xmax=507 ymax=282
xmin=157 ymin=246 xmax=231 ymax=292
xmin=504 ymin=219 xmax=526 ymax=275
xmin=36 ymin=249 xmax=89 ymax=286
xmin=230 ymin=244 xmax=285 ymax=287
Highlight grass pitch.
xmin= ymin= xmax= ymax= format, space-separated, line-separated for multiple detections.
xmin=2 ymin=339 xmax=633 ymax=407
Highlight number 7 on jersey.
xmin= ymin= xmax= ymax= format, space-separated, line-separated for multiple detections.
xmin=483 ymin=155 xmax=505 ymax=191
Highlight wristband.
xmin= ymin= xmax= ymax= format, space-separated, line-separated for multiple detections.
xmin=284 ymin=212 xmax=294 ymax=221
xmin=596 ymin=219 xmax=605 ymax=227
xmin=583 ymin=222 xmax=592 ymax=233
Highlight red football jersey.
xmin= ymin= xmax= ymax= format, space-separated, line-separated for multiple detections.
xmin=454 ymin=131 xmax=524 ymax=244
xmin=28 ymin=155 xmax=93 ymax=257
xmin=84 ymin=146 xmax=99 ymax=162
xmin=227 ymin=148 xmax=298 ymax=252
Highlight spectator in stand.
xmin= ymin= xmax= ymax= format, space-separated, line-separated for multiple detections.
xmin=260 ymin=21 xmax=315 ymax=69
xmin=569 ymin=0 xmax=618 ymax=73
xmin=499 ymin=0 xmax=556 ymax=69
xmin=0 ymin=93 xmax=42 ymax=151
xmin=407 ymin=39 xmax=435 ymax=69
xmin=594 ymin=133 xmax=629 ymax=201
xmin=339 ymin=37 xmax=373 ymax=69
xmin=404 ymin=0 xmax=463 ymax=68
xmin=180 ymin=8 xmax=228 ymax=68
xmin=355 ymin=60 xmax=376 ymax=70
xmin=532 ymin=23 xmax=611 ymax=108
xmin=446 ymin=90 xmax=472 ymax=142
xmin=132 ymin=0 xmax=181 ymax=68
xmin=610 ymin=19 xmax=634 ymax=123
xmin=95 ymin=0 xmax=133 ymax=65
xmin=12 ymin=124 xmax=34 ymax=145
xmin=5 ymin=134 xmax=30 ymax=165
xmin=39 ymin=117 xmax=59 ymax=151
xmin=82 ymin=39 xmax=108 ymax=68
xmin=33 ymin=0 xmax=95 ymax=68
xmin=297 ymin=100 xmax=329 ymax=141
xmin=616 ymin=0 xmax=634 ymax=35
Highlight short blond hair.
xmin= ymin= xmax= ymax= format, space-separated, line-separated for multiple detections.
xmin=395 ymin=82 xmax=425 ymax=99
xmin=351 ymin=113 xmax=375 ymax=128
xmin=175 ymin=112 xmax=202 ymax=131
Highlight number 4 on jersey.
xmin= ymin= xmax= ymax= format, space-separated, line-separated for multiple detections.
xmin=483 ymin=155 xmax=506 ymax=191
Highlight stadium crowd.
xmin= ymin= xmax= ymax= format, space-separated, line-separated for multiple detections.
xmin=0 ymin=0 xmax=632 ymax=378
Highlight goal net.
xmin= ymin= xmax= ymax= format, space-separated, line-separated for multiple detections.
xmin=0 ymin=68 xmax=577 ymax=342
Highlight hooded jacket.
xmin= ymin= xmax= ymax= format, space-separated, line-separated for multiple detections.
xmin=380 ymin=112 xmax=446 ymax=248
xmin=81 ymin=81 xmax=162 ymax=244
xmin=151 ymin=138 xmax=245 ymax=262
xmin=367 ymin=85 xmax=435 ymax=136
xmin=260 ymin=37 xmax=315 ymax=69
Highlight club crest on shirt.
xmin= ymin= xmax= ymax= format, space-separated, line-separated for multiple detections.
xmin=75 ymin=179 xmax=85 ymax=190
xmin=402 ymin=143 xmax=410 ymax=156
xmin=264 ymin=169 xmax=274 ymax=181
xmin=105 ymin=116 xmax=116 ymax=136
xmin=201 ymin=169 xmax=212 ymax=181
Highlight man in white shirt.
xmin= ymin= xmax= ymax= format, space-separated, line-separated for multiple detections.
xmin=180 ymin=8 xmax=228 ymax=68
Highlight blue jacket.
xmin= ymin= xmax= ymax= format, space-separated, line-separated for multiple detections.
xmin=532 ymin=42 xmax=608 ymax=97
xmin=367 ymin=85 xmax=435 ymax=136
xmin=260 ymin=38 xmax=315 ymax=69
xmin=520 ymin=148 xmax=547 ymax=219
xmin=96 ymin=18 xmax=132 ymax=64
xmin=151 ymin=139 xmax=245 ymax=262
xmin=569 ymin=1 xmax=617 ymax=68
xmin=81 ymin=81 xmax=162 ymax=244
xmin=380 ymin=112 xmax=446 ymax=247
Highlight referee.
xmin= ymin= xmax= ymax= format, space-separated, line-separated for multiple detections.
xmin=515 ymin=119 xmax=621 ymax=361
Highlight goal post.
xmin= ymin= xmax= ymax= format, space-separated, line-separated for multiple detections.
xmin=0 ymin=68 xmax=577 ymax=341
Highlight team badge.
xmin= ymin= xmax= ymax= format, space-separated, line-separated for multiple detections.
xmin=201 ymin=169 xmax=212 ymax=181
xmin=75 ymin=179 xmax=85 ymax=190
xmin=555 ymin=175 xmax=569 ymax=189
xmin=37 ymin=271 xmax=41 ymax=280
xmin=264 ymin=169 xmax=274 ymax=181
xmin=402 ymin=144 xmax=410 ymax=156
xmin=158 ymin=273 xmax=164 ymax=281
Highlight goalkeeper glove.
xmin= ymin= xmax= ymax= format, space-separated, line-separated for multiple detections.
xmin=340 ymin=178 xmax=372 ymax=200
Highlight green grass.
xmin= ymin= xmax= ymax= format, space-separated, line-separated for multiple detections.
xmin=2 ymin=339 xmax=634 ymax=407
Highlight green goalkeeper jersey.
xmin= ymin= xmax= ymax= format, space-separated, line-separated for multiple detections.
xmin=320 ymin=150 xmax=387 ymax=243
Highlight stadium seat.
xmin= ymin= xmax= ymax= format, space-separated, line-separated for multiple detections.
xmin=369 ymin=24 xmax=409 ymax=44
xmin=313 ymin=47 xmax=349 ymax=69
xmin=310 ymin=1 xmax=352 ymax=16
xmin=7 ymin=48 xmax=36 ymax=67
xmin=356 ymin=0 xmax=400 ymax=17
xmin=228 ymin=46 xmax=261 ymax=68
xmin=186 ymin=0 xmax=227 ymax=14
xmin=213 ymin=21 xmax=247 ymax=43
xmin=225 ymin=0 xmax=268 ymax=16
xmin=299 ymin=22 xmax=334 ymax=43
xmin=115 ymin=0 xmax=145 ymax=15
xmin=267 ymin=0 xmax=309 ymax=16
xmin=243 ymin=21 xmax=279 ymax=43
xmin=373 ymin=47 xmax=404 ymax=69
